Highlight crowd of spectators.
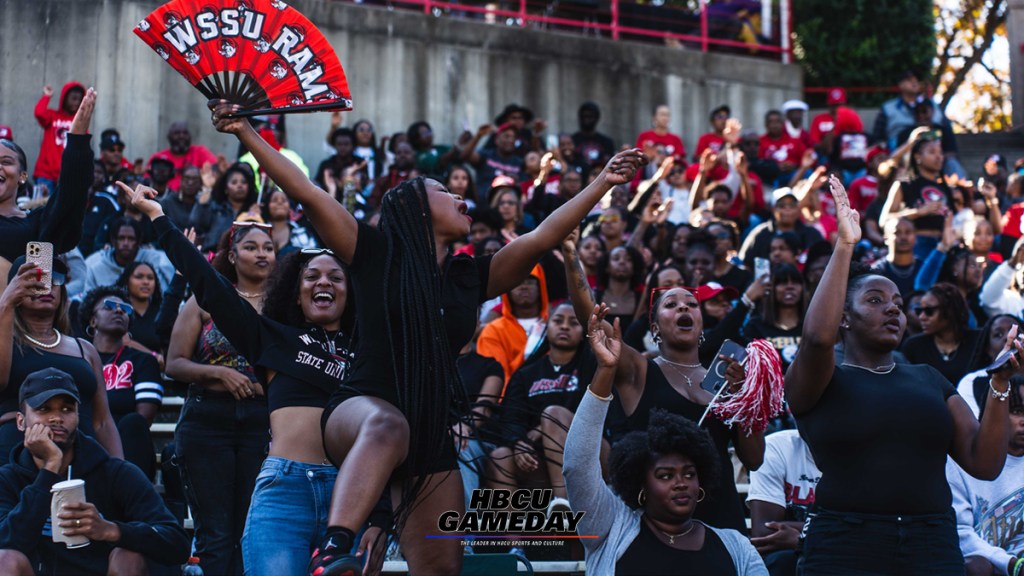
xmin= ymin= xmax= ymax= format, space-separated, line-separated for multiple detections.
xmin=0 ymin=67 xmax=1022 ymax=575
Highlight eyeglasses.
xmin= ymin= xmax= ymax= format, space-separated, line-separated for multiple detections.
xmin=51 ymin=271 xmax=66 ymax=286
xmin=102 ymin=299 xmax=134 ymax=316
xmin=913 ymin=305 xmax=938 ymax=317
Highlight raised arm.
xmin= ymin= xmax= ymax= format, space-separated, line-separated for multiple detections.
xmin=120 ymin=183 xmax=265 ymax=364
xmin=487 ymin=148 xmax=646 ymax=298
xmin=561 ymin=234 xmax=646 ymax=397
xmin=37 ymin=88 xmax=97 ymax=254
xmin=459 ymin=124 xmax=493 ymax=166
xmin=785 ymin=176 xmax=858 ymax=415
xmin=209 ymin=101 xmax=357 ymax=263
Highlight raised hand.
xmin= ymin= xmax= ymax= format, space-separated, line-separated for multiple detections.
xmin=208 ymin=99 xmax=248 ymax=135
xmin=938 ymin=213 xmax=959 ymax=251
xmin=589 ymin=304 xmax=621 ymax=368
xmin=723 ymin=118 xmax=742 ymax=145
xmin=200 ymin=162 xmax=217 ymax=190
xmin=600 ymin=148 xmax=647 ymax=186
xmin=42 ymin=85 xmax=54 ymax=98
xmin=1 ymin=263 xmax=47 ymax=310
xmin=829 ymin=175 xmax=861 ymax=246
xmin=69 ymin=88 xmax=96 ymax=135
xmin=116 ymin=181 xmax=163 ymax=221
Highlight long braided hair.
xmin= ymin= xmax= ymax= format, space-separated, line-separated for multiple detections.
xmin=379 ymin=177 xmax=469 ymax=531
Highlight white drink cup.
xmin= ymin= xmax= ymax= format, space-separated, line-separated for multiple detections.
xmin=51 ymin=479 xmax=90 ymax=548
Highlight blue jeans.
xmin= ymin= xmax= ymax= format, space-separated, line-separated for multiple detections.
xmin=241 ymin=457 xmax=338 ymax=576
xmin=458 ymin=438 xmax=495 ymax=511
xmin=798 ymin=508 xmax=963 ymax=575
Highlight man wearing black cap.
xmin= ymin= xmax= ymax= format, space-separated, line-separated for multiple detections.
xmin=483 ymin=103 xmax=542 ymax=158
xmin=0 ymin=368 xmax=189 ymax=575
xmin=694 ymin=104 xmax=731 ymax=160
xmin=98 ymin=130 xmax=131 ymax=188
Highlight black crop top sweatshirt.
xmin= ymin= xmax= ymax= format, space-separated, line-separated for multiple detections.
xmin=155 ymin=216 xmax=393 ymax=528
xmin=153 ymin=216 xmax=354 ymax=411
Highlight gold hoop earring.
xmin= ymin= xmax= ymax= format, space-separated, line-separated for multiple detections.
xmin=697 ymin=488 xmax=706 ymax=502
xmin=637 ymin=489 xmax=646 ymax=507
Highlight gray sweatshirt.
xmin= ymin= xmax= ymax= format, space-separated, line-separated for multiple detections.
xmin=947 ymin=455 xmax=1024 ymax=575
xmin=564 ymin=391 xmax=768 ymax=575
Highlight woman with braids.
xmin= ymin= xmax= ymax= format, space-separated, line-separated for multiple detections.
xmin=208 ymin=99 xmax=646 ymax=576
xmin=562 ymin=233 xmax=764 ymax=532
xmin=787 ymin=175 xmax=1018 ymax=574
xmin=120 ymin=181 xmax=387 ymax=576
xmin=957 ymin=314 xmax=1024 ymax=417
xmin=564 ymin=305 xmax=766 ymax=575
xmin=900 ymin=282 xmax=981 ymax=385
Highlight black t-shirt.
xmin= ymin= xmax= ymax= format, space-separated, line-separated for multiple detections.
xmin=741 ymin=316 xmax=801 ymax=371
xmin=871 ymin=259 xmax=923 ymax=300
xmin=900 ymin=330 xmax=980 ymax=385
xmin=341 ymin=222 xmax=492 ymax=409
xmin=474 ymin=150 xmax=524 ymax=200
xmin=615 ymin=521 xmax=737 ymax=576
xmin=497 ymin=347 xmax=595 ymax=445
xmin=98 ymin=347 xmax=163 ymax=421
xmin=714 ymin=265 xmax=752 ymax=293
xmin=572 ymin=131 xmax=616 ymax=170
xmin=901 ymin=177 xmax=952 ymax=233
xmin=128 ymin=305 xmax=162 ymax=353
xmin=795 ymin=363 xmax=957 ymax=514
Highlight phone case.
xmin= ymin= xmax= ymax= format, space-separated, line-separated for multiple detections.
xmin=701 ymin=340 xmax=747 ymax=394
xmin=25 ymin=241 xmax=54 ymax=295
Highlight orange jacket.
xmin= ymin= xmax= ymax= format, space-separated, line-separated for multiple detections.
xmin=476 ymin=264 xmax=550 ymax=396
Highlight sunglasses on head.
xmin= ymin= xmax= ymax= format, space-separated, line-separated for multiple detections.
xmin=913 ymin=305 xmax=938 ymax=317
xmin=102 ymin=298 xmax=134 ymax=316
xmin=228 ymin=220 xmax=273 ymax=248
xmin=648 ymin=285 xmax=699 ymax=319
xmin=300 ymin=248 xmax=336 ymax=257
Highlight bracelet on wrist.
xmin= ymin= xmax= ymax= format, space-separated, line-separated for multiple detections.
xmin=990 ymin=378 xmax=1011 ymax=402
xmin=741 ymin=294 xmax=755 ymax=309
xmin=586 ymin=386 xmax=612 ymax=402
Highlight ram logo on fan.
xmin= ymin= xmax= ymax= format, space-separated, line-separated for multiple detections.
xmin=162 ymin=9 xmax=328 ymax=100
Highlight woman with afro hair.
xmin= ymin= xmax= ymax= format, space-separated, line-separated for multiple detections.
xmin=564 ymin=305 xmax=766 ymax=575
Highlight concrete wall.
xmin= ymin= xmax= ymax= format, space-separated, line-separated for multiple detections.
xmin=0 ymin=0 xmax=803 ymax=174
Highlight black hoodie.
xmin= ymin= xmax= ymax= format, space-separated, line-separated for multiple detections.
xmin=0 ymin=434 xmax=189 ymax=575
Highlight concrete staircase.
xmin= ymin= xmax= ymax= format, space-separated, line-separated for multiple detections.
xmin=955 ymin=132 xmax=1024 ymax=179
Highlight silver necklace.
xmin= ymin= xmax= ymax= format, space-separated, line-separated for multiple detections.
xmin=654 ymin=520 xmax=696 ymax=544
xmin=657 ymin=358 xmax=699 ymax=387
xmin=24 ymin=329 xmax=62 ymax=350
xmin=657 ymin=356 xmax=703 ymax=369
xmin=841 ymin=362 xmax=896 ymax=374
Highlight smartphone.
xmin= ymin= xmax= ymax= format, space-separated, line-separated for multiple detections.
xmin=986 ymin=336 xmax=1024 ymax=375
xmin=754 ymin=257 xmax=771 ymax=281
xmin=25 ymin=241 xmax=54 ymax=295
xmin=701 ymin=340 xmax=747 ymax=394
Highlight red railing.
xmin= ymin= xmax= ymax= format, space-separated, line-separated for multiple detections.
xmin=351 ymin=0 xmax=793 ymax=62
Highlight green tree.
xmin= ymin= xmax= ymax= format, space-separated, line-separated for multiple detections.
xmin=792 ymin=0 xmax=935 ymax=107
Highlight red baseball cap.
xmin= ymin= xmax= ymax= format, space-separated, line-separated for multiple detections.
xmin=695 ymin=282 xmax=739 ymax=302
xmin=490 ymin=175 xmax=518 ymax=191
xmin=826 ymin=88 xmax=847 ymax=106
xmin=866 ymin=145 xmax=888 ymax=163
xmin=0 ymin=125 xmax=12 ymax=140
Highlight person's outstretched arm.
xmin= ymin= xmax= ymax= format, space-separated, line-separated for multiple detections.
xmin=209 ymin=101 xmax=358 ymax=263
xmin=487 ymin=149 xmax=646 ymax=299
xmin=37 ymin=87 xmax=97 ymax=254
xmin=786 ymin=176 xmax=858 ymax=415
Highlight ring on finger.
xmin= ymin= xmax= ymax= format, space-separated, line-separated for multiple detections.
xmin=76 ymin=519 xmax=81 ymax=527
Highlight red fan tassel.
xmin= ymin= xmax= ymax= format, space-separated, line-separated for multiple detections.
xmin=710 ymin=339 xmax=785 ymax=436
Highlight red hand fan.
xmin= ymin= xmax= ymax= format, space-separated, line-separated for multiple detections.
xmin=134 ymin=0 xmax=352 ymax=116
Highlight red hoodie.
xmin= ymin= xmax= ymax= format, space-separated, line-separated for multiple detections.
xmin=33 ymin=81 xmax=85 ymax=181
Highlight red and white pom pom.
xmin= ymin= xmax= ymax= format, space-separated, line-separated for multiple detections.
xmin=710 ymin=339 xmax=785 ymax=436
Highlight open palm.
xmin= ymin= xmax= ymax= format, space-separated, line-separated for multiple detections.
xmin=829 ymin=175 xmax=861 ymax=246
